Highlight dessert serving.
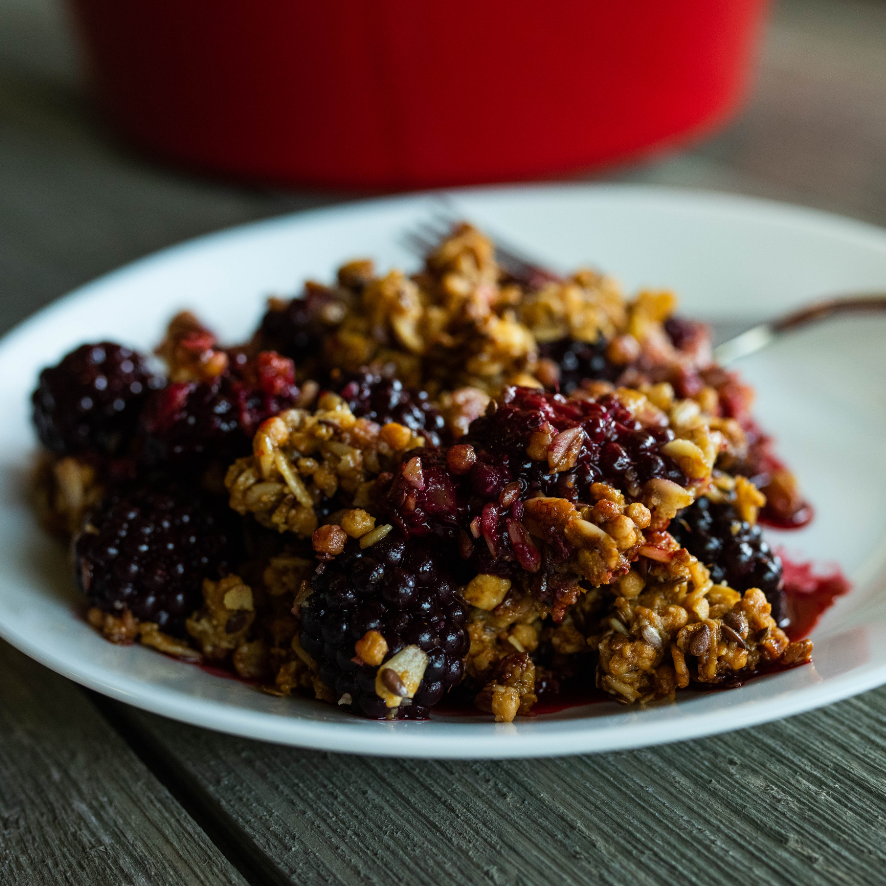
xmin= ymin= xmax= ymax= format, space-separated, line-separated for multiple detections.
xmin=31 ymin=223 xmax=824 ymax=723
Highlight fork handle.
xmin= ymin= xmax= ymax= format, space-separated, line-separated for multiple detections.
xmin=713 ymin=294 xmax=886 ymax=365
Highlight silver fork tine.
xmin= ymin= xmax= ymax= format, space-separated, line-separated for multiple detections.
xmin=484 ymin=229 xmax=562 ymax=283
xmin=403 ymin=201 xmax=563 ymax=285
xmin=401 ymin=221 xmax=449 ymax=258
xmin=425 ymin=199 xmax=549 ymax=269
xmin=411 ymin=225 xmax=445 ymax=247
xmin=415 ymin=218 xmax=452 ymax=245
xmin=405 ymin=208 xmax=886 ymax=366
xmin=402 ymin=232 xmax=437 ymax=257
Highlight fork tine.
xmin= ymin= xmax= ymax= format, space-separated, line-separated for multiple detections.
xmin=415 ymin=218 xmax=452 ymax=243
xmin=427 ymin=197 xmax=531 ymax=261
xmin=402 ymin=231 xmax=437 ymax=258
xmin=431 ymin=206 xmax=561 ymax=281
xmin=402 ymin=217 xmax=458 ymax=259
xmin=492 ymin=236 xmax=562 ymax=285
xmin=423 ymin=193 xmax=459 ymax=220
xmin=403 ymin=203 xmax=562 ymax=285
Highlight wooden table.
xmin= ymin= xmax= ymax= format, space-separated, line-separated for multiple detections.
xmin=2 ymin=1 xmax=886 ymax=883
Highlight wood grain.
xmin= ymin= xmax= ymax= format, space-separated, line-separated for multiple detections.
xmin=617 ymin=0 xmax=886 ymax=227
xmin=0 ymin=642 xmax=248 ymax=886
xmin=122 ymin=688 xmax=886 ymax=886
xmin=1 ymin=0 xmax=886 ymax=884
xmin=106 ymin=2 xmax=886 ymax=881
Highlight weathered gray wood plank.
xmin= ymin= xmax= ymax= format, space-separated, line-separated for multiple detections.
xmin=618 ymin=0 xmax=886 ymax=227
xmin=121 ymin=688 xmax=886 ymax=886
xmin=102 ymin=1 xmax=886 ymax=883
xmin=1 ymin=0 xmax=884 ymax=339
xmin=2 ymin=0 xmax=886 ymax=884
xmin=0 ymin=641 xmax=249 ymax=886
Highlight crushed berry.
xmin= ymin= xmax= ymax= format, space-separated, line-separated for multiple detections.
xmin=336 ymin=370 xmax=447 ymax=445
xmin=32 ymin=342 xmax=161 ymax=456
xmin=670 ymin=496 xmax=785 ymax=625
xmin=537 ymin=338 xmax=621 ymax=394
xmin=387 ymin=447 xmax=466 ymax=542
xmin=74 ymin=486 xmax=235 ymax=636
xmin=386 ymin=386 xmax=686 ymax=580
xmin=664 ymin=317 xmax=706 ymax=351
xmin=138 ymin=351 xmax=298 ymax=466
xmin=299 ymin=534 xmax=469 ymax=719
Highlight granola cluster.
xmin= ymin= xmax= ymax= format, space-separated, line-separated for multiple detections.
xmin=32 ymin=222 xmax=814 ymax=723
xmin=226 ymin=393 xmax=423 ymax=536
xmin=591 ymin=553 xmax=811 ymax=705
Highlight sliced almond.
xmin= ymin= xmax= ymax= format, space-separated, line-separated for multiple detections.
xmin=375 ymin=645 xmax=428 ymax=708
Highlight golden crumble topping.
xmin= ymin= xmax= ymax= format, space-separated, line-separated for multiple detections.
xmin=34 ymin=221 xmax=819 ymax=725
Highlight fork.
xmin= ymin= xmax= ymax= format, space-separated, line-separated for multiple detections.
xmin=403 ymin=208 xmax=886 ymax=366
xmin=403 ymin=214 xmax=562 ymax=288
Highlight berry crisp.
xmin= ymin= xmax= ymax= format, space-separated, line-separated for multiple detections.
xmin=32 ymin=224 xmax=816 ymax=721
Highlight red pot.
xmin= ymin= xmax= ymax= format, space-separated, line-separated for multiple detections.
xmin=67 ymin=0 xmax=769 ymax=190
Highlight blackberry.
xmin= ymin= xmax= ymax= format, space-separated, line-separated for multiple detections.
xmin=387 ymin=386 xmax=686 ymax=572
xmin=670 ymin=496 xmax=786 ymax=624
xmin=255 ymin=285 xmax=341 ymax=364
xmin=32 ymin=342 xmax=160 ymax=456
xmin=336 ymin=370 xmax=447 ymax=445
xmin=138 ymin=351 xmax=298 ymax=466
xmin=74 ymin=486 xmax=235 ymax=636
xmin=300 ymin=535 xmax=469 ymax=719
xmin=537 ymin=338 xmax=621 ymax=394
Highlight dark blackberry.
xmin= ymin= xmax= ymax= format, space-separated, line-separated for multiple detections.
xmin=138 ymin=351 xmax=298 ymax=466
xmin=537 ymin=338 xmax=621 ymax=394
xmin=74 ymin=486 xmax=235 ymax=636
xmin=336 ymin=370 xmax=447 ymax=445
xmin=385 ymin=387 xmax=688 ymax=590
xmin=32 ymin=342 xmax=161 ymax=455
xmin=255 ymin=285 xmax=341 ymax=364
xmin=670 ymin=497 xmax=786 ymax=625
xmin=300 ymin=535 xmax=469 ymax=719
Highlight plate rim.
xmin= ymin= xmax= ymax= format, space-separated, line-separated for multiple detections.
xmin=3 ymin=608 xmax=886 ymax=759
xmin=6 ymin=180 xmax=886 ymax=349
xmin=3 ymin=181 xmax=886 ymax=758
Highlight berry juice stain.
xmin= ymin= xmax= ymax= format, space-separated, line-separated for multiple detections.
xmin=433 ymin=686 xmax=610 ymax=718
xmin=733 ymin=430 xmax=839 ymax=630
xmin=197 ymin=661 xmax=261 ymax=686
xmin=759 ymin=502 xmax=814 ymax=530
xmin=528 ymin=686 xmax=610 ymax=714
xmin=780 ymin=555 xmax=851 ymax=641
xmin=739 ymin=420 xmax=815 ymax=530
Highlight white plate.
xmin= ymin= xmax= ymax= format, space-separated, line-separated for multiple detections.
xmin=2 ymin=184 xmax=886 ymax=759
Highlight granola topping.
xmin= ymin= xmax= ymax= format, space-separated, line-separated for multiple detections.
xmin=32 ymin=221 xmax=829 ymax=724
